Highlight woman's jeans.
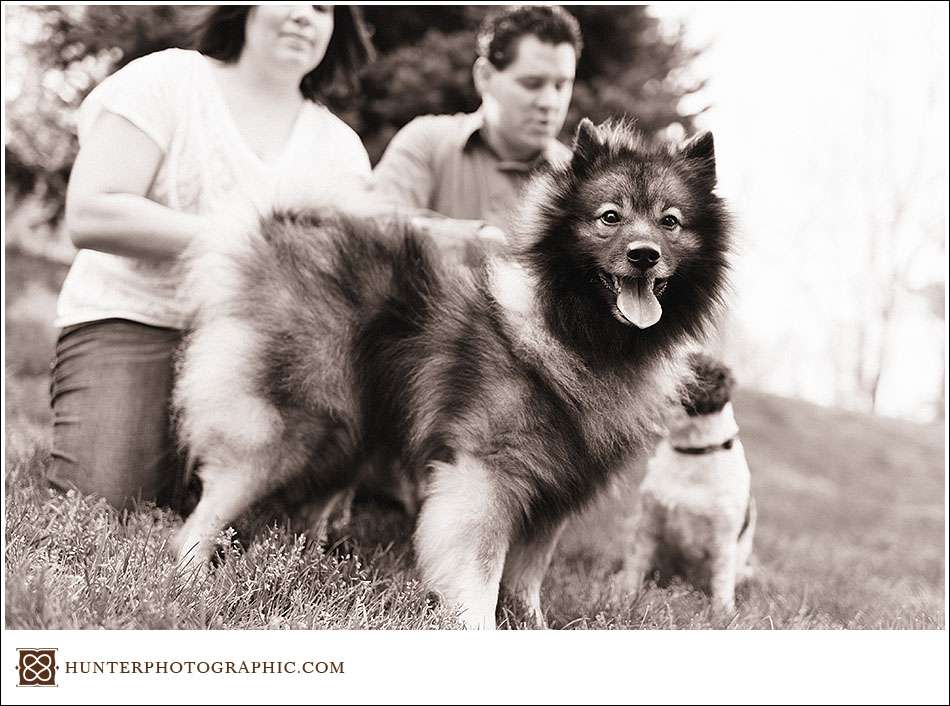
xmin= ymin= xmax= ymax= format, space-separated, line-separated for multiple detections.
xmin=47 ymin=319 xmax=185 ymax=511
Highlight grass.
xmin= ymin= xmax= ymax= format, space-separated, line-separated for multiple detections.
xmin=3 ymin=246 xmax=946 ymax=629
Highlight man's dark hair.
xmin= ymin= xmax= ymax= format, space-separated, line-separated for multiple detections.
xmin=476 ymin=5 xmax=583 ymax=70
xmin=192 ymin=6 xmax=374 ymax=101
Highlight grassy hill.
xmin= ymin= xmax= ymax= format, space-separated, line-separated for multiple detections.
xmin=4 ymin=247 xmax=945 ymax=628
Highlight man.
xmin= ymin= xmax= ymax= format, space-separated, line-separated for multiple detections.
xmin=371 ymin=6 xmax=582 ymax=257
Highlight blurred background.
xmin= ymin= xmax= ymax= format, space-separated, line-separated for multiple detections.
xmin=4 ymin=3 xmax=947 ymax=424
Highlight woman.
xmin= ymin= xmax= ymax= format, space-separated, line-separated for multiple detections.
xmin=49 ymin=6 xmax=374 ymax=511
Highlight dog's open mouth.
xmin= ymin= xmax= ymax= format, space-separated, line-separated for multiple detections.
xmin=599 ymin=272 xmax=667 ymax=329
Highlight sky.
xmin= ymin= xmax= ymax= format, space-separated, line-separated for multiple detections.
xmin=650 ymin=1 xmax=948 ymax=421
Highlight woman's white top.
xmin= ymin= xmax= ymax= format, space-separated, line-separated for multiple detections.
xmin=56 ymin=48 xmax=371 ymax=330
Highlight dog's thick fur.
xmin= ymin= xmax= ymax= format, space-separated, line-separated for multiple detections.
xmin=172 ymin=119 xmax=731 ymax=628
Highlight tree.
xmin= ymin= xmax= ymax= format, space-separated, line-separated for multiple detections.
xmin=850 ymin=28 xmax=946 ymax=415
xmin=4 ymin=5 xmax=194 ymax=224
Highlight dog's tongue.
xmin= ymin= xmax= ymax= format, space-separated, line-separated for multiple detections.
xmin=617 ymin=277 xmax=662 ymax=328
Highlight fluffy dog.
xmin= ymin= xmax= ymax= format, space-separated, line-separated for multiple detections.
xmin=619 ymin=353 xmax=755 ymax=614
xmin=172 ymin=119 xmax=731 ymax=629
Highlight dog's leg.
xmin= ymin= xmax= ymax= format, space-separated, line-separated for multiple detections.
xmin=616 ymin=498 xmax=660 ymax=599
xmin=173 ymin=459 xmax=273 ymax=571
xmin=708 ymin=541 xmax=739 ymax=615
xmin=414 ymin=455 xmax=513 ymax=630
xmin=618 ymin=539 xmax=657 ymax=600
xmin=172 ymin=316 xmax=288 ymax=571
xmin=500 ymin=520 xmax=566 ymax=629
xmin=736 ymin=496 xmax=757 ymax=582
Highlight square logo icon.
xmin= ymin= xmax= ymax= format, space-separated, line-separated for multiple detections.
xmin=17 ymin=648 xmax=57 ymax=687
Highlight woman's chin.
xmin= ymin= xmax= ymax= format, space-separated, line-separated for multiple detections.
xmin=273 ymin=46 xmax=325 ymax=72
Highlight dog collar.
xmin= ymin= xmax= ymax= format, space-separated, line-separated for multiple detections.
xmin=672 ymin=436 xmax=737 ymax=455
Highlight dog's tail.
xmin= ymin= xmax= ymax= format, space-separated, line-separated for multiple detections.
xmin=176 ymin=202 xmax=264 ymax=327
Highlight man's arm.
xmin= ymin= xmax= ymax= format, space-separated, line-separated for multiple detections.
xmin=371 ymin=117 xmax=498 ymax=253
xmin=371 ymin=116 xmax=442 ymax=212
xmin=410 ymin=215 xmax=507 ymax=264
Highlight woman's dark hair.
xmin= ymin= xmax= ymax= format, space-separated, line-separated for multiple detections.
xmin=192 ymin=5 xmax=374 ymax=101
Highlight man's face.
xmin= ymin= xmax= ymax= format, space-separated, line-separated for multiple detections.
xmin=477 ymin=34 xmax=577 ymax=160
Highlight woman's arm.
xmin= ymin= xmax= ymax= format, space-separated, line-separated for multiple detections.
xmin=65 ymin=110 xmax=206 ymax=261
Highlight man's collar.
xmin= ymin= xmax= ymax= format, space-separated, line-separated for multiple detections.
xmin=459 ymin=110 xmax=569 ymax=171
xmin=458 ymin=111 xmax=487 ymax=151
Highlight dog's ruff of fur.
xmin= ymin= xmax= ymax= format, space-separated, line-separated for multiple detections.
xmin=172 ymin=119 xmax=732 ymax=629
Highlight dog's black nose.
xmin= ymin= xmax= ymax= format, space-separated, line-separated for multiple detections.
xmin=627 ymin=245 xmax=661 ymax=270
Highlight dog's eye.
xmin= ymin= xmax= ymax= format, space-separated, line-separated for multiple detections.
xmin=659 ymin=214 xmax=681 ymax=229
xmin=599 ymin=210 xmax=622 ymax=226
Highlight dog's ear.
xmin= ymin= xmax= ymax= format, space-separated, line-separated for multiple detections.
xmin=571 ymin=118 xmax=603 ymax=172
xmin=679 ymin=131 xmax=717 ymax=190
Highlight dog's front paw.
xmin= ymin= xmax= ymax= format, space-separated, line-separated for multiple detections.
xmin=170 ymin=528 xmax=215 ymax=578
xmin=711 ymin=594 xmax=737 ymax=619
